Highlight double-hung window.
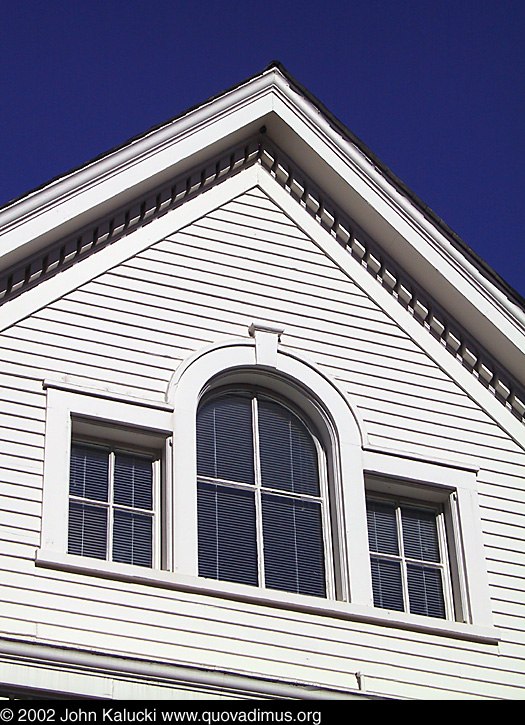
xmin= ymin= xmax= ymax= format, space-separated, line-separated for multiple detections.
xmin=68 ymin=442 xmax=160 ymax=568
xmin=196 ymin=390 xmax=331 ymax=598
xmin=366 ymin=496 xmax=452 ymax=619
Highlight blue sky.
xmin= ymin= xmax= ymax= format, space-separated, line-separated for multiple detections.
xmin=1 ymin=0 xmax=523 ymax=298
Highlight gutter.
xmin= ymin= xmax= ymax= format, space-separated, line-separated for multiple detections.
xmin=0 ymin=637 xmax=376 ymax=700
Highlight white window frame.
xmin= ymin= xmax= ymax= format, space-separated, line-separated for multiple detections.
xmin=39 ymin=382 xmax=173 ymax=569
xmin=167 ymin=333 xmax=370 ymax=608
xmin=362 ymin=449 xmax=495 ymax=632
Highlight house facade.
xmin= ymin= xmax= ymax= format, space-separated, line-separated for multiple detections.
xmin=0 ymin=63 xmax=524 ymax=700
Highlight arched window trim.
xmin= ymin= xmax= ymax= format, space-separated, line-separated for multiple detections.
xmin=168 ymin=337 xmax=372 ymax=608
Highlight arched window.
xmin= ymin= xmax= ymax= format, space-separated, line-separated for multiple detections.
xmin=196 ymin=389 xmax=330 ymax=598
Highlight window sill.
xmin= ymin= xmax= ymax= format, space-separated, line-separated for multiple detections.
xmin=35 ymin=549 xmax=499 ymax=645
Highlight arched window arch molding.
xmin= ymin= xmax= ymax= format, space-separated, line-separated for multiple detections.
xmin=167 ymin=336 xmax=373 ymax=608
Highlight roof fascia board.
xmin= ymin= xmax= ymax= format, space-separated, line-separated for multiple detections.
xmin=255 ymin=165 xmax=525 ymax=452
xmin=0 ymin=165 xmax=259 ymax=334
xmin=265 ymin=73 xmax=525 ymax=383
xmin=0 ymin=71 xmax=277 ymax=271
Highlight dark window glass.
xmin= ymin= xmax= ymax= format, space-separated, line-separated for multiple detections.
xmin=402 ymin=506 xmax=440 ymax=563
xmin=113 ymin=509 xmax=153 ymax=567
xmin=69 ymin=443 xmax=155 ymax=567
xmin=68 ymin=501 xmax=107 ymax=560
xmin=258 ymin=399 xmax=319 ymax=497
xmin=197 ymin=391 xmax=327 ymax=598
xmin=367 ymin=500 xmax=399 ymax=555
xmin=370 ymin=556 xmax=404 ymax=611
xmin=70 ymin=444 xmax=108 ymax=502
xmin=198 ymin=481 xmax=258 ymax=586
xmin=367 ymin=499 xmax=447 ymax=619
xmin=407 ymin=564 xmax=446 ymax=618
xmin=197 ymin=395 xmax=255 ymax=484
xmin=114 ymin=452 xmax=153 ymax=510
xmin=262 ymin=493 xmax=325 ymax=597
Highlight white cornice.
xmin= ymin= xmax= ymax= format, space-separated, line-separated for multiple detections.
xmin=1 ymin=66 xmax=523 ymax=399
xmin=271 ymin=71 xmax=525 ymax=330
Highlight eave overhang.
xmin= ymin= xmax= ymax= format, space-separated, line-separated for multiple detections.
xmin=0 ymin=63 xmax=523 ymax=392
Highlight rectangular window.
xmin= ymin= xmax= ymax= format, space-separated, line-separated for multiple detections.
xmin=366 ymin=497 xmax=452 ymax=619
xmin=68 ymin=442 xmax=160 ymax=568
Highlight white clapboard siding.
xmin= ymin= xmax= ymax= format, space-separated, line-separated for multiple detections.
xmin=0 ymin=184 xmax=524 ymax=699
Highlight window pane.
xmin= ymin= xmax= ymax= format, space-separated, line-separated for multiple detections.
xmin=258 ymin=399 xmax=319 ymax=497
xmin=407 ymin=563 xmax=446 ymax=618
xmin=198 ymin=481 xmax=258 ymax=586
xmin=197 ymin=395 xmax=255 ymax=484
xmin=114 ymin=452 xmax=153 ymax=510
xmin=262 ymin=493 xmax=326 ymax=597
xmin=70 ymin=444 xmax=109 ymax=502
xmin=367 ymin=500 xmax=399 ymax=555
xmin=68 ymin=501 xmax=107 ymax=560
xmin=113 ymin=509 xmax=153 ymax=567
xmin=401 ymin=506 xmax=441 ymax=563
xmin=370 ymin=556 xmax=404 ymax=611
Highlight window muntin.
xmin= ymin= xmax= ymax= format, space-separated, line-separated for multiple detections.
xmin=68 ymin=442 xmax=160 ymax=568
xmin=196 ymin=390 xmax=330 ymax=598
xmin=366 ymin=496 xmax=453 ymax=619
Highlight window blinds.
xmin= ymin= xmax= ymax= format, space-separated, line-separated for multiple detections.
xmin=197 ymin=392 xmax=326 ymax=598
xmin=367 ymin=498 xmax=446 ymax=618
xmin=68 ymin=444 xmax=154 ymax=568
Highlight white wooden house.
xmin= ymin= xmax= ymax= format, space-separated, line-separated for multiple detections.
xmin=0 ymin=62 xmax=524 ymax=700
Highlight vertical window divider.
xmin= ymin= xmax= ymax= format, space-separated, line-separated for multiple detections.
xmin=107 ymin=449 xmax=115 ymax=562
xmin=436 ymin=509 xmax=454 ymax=620
xmin=152 ymin=456 xmax=161 ymax=570
xmin=252 ymin=394 xmax=265 ymax=589
xmin=318 ymin=442 xmax=335 ymax=600
xmin=396 ymin=504 xmax=410 ymax=613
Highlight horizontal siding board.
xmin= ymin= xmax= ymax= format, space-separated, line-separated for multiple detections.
xmin=34 ymin=306 xmax=195 ymax=361
xmin=0 ymin=494 xmax=40 ymax=517
xmin=0 ymin=346 xmax=167 ymax=398
xmin=0 ymin=469 xmax=42 ymax=492
xmin=0 ymin=586 xmax=520 ymax=698
xmin=0 ymin=556 xmax=501 ymax=659
xmin=0 ymin=412 xmax=45 ymax=435
xmin=362 ymin=409 xmax=520 ymax=454
xmin=202 ymin=205 xmax=311 ymax=241
xmin=0 ymin=577 xmax=515 ymax=693
xmin=358 ymin=395 xmax=507 ymax=436
xmin=5 ymin=325 xmax=180 ymax=375
xmin=0 ymin=509 xmax=39 ymax=532
xmin=0 ymin=426 xmax=44 ymax=450
xmin=175 ymin=218 xmax=339 ymax=267
xmin=0 ymin=440 xmax=43 ymax=463
xmin=85 ymin=280 xmax=446 ymax=378
xmin=365 ymin=426 xmax=525 ymax=467
xmin=104 ymin=257 xmax=406 ymax=345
